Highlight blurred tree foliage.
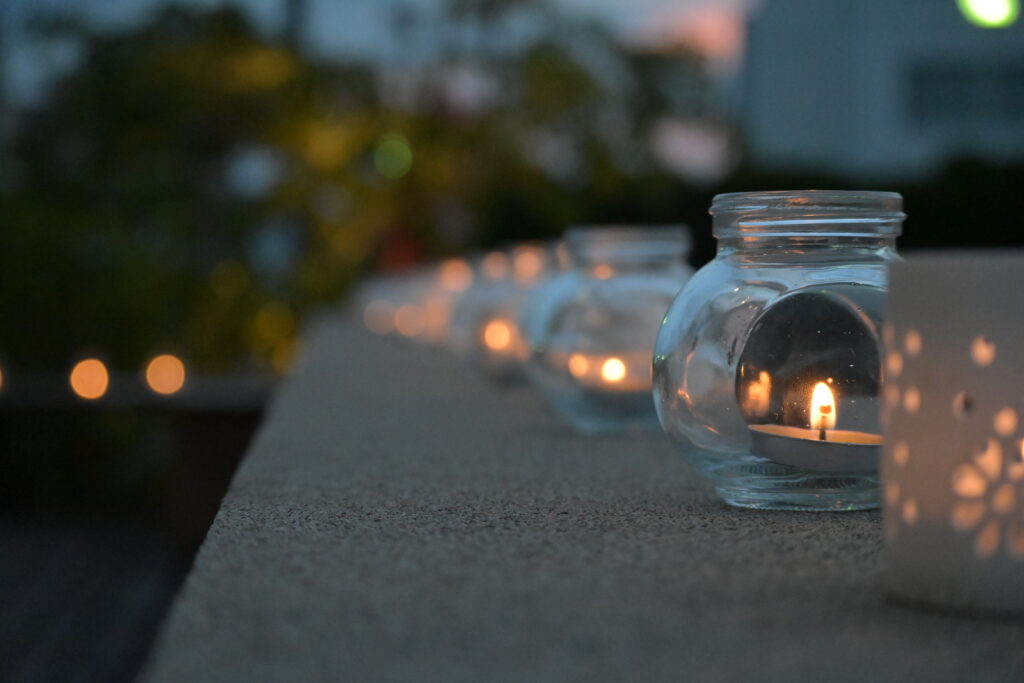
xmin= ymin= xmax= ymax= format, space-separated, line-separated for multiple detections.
xmin=0 ymin=1 xmax=710 ymax=374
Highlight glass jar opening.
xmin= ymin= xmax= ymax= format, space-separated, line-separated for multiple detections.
xmin=566 ymin=225 xmax=690 ymax=265
xmin=711 ymin=190 xmax=904 ymax=239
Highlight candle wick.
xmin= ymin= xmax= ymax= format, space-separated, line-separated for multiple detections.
xmin=818 ymin=427 xmax=827 ymax=442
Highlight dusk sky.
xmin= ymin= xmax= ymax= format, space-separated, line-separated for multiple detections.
xmin=3 ymin=0 xmax=755 ymax=102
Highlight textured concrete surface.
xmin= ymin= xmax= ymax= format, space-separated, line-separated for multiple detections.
xmin=142 ymin=318 xmax=1024 ymax=683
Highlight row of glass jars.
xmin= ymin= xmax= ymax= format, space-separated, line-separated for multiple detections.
xmin=356 ymin=191 xmax=905 ymax=512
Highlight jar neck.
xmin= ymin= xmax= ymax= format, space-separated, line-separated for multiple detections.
xmin=567 ymin=226 xmax=690 ymax=269
xmin=716 ymin=234 xmax=898 ymax=257
xmin=711 ymin=190 xmax=904 ymax=258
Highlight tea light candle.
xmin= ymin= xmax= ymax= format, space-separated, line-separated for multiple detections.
xmin=565 ymin=351 xmax=651 ymax=393
xmin=480 ymin=317 xmax=527 ymax=362
xmin=749 ymin=381 xmax=882 ymax=473
xmin=882 ymin=253 xmax=1024 ymax=614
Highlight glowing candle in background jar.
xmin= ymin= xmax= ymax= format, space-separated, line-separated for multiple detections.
xmin=419 ymin=258 xmax=474 ymax=345
xmin=566 ymin=351 xmax=652 ymax=394
xmin=449 ymin=243 xmax=559 ymax=383
xmin=524 ymin=225 xmax=693 ymax=435
xmin=480 ymin=317 xmax=528 ymax=364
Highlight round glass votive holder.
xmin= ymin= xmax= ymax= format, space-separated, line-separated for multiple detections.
xmin=882 ymin=253 xmax=1024 ymax=614
xmin=448 ymin=244 xmax=554 ymax=382
xmin=526 ymin=226 xmax=692 ymax=435
xmin=653 ymin=190 xmax=904 ymax=511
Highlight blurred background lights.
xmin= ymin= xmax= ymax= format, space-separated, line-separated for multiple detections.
xmin=482 ymin=252 xmax=511 ymax=281
xmin=483 ymin=319 xmax=512 ymax=351
xmin=145 ymin=354 xmax=186 ymax=395
xmin=958 ymin=0 xmax=1019 ymax=27
xmin=438 ymin=259 xmax=474 ymax=292
xmin=568 ymin=353 xmax=589 ymax=378
xmin=364 ymin=300 xmax=396 ymax=334
xmin=394 ymin=304 xmax=425 ymax=337
xmin=70 ymin=358 xmax=109 ymax=400
xmin=513 ymin=247 xmax=544 ymax=285
xmin=374 ymin=134 xmax=413 ymax=179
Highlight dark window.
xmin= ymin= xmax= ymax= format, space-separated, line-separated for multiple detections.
xmin=908 ymin=62 xmax=1024 ymax=124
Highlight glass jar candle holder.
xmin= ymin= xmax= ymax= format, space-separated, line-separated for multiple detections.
xmin=449 ymin=244 xmax=553 ymax=382
xmin=653 ymin=191 xmax=904 ymax=510
xmin=526 ymin=226 xmax=693 ymax=435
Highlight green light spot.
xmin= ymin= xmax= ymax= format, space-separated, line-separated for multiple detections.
xmin=957 ymin=0 xmax=1019 ymax=28
xmin=374 ymin=134 xmax=413 ymax=179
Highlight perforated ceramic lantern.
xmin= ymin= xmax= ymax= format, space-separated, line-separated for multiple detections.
xmin=653 ymin=191 xmax=904 ymax=510
xmin=882 ymin=253 xmax=1024 ymax=614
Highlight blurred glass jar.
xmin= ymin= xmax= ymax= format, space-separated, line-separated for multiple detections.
xmin=418 ymin=258 xmax=476 ymax=345
xmin=527 ymin=226 xmax=693 ymax=434
xmin=449 ymin=244 xmax=553 ymax=382
xmin=653 ymin=191 xmax=904 ymax=511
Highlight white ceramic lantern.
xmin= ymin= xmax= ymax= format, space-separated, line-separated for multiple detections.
xmin=882 ymin=252 xmax=1024 ymax=614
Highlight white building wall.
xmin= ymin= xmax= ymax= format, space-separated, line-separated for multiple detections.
xmin=742 ymin=0 xmax=1024 ymax=179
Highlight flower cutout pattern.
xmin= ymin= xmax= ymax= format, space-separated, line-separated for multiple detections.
xmin=950 ymin=437 xmax=1024 ymax=559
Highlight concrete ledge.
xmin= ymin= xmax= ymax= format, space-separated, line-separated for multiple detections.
xmin=141 ymin=318 xmax=1024 ymax=682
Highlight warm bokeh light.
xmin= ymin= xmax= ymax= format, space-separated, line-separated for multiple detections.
xmin=70 ymin=358 xmax=109 ymax=400
xmin=305 ymin=121 xmax=354 ymax=170
xmin=568 ymin=353 xmax=589 ymax=378
xmin=513 ymin=247 xmax=544 ymax=285
xmin=145 ymin=354 xmax=186 ymax=395
xmin=744 ymin=370 xmax=771 ymax=416
xmin=810 ymin=382 xmax=836 ymax=430
xmin=483 ymin=319 xmax=513 ymax=351
xmin=904 ymin=329 xmax=922 ymax=357
xmin=593 ymin=265 xmax=614 ymax=280
xmin=958 ymin=0 xmax=1019 ymax=27
xmin=0 ymin=364 xmax=4 ymax=393
xmin=439 ymin=259 xmax=474 ymax=292
xmin=600 ymin=357 xmax=627 ymax=383
xmin=971 ymin=335 xmax=996 ymax=366
xmin=394 ymin=304 xmax=425 ymax=337
xmin=482 ymin=252 xmax=511 ymax=281
xmin=994 ymin=406 xmax=1019 ymax=437
xmin=363 ymin=300 xmax=396 ymax=334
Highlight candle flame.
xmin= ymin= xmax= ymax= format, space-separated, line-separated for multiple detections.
xmin=811 ymin=381 xmax=836 ymax=431
xmin=601 ymin=357 xmax=627 ymax=383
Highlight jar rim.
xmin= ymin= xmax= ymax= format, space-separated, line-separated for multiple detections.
xmin=711 ymin=190 xmax=904 ymax=238
xmin=711 ymin=190 xmax=902 ymax=213
xmin=566 ymin=225 xmax=691 ymax=263
xmin=566 ymin=224 xmax=690 ymax=246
